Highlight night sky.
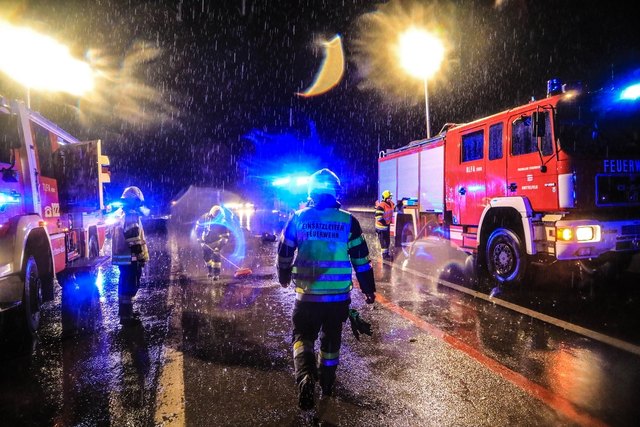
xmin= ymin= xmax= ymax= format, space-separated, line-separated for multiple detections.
xmin=1 ymin=0 xmax=639 ymax=211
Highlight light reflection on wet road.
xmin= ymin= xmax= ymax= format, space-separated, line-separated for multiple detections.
xmin=0 ymin=214 xmax=638 ymax=426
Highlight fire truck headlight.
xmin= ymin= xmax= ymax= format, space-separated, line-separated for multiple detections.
xmin=576 ymin=225 xmax=600 ymax=242
xmin=557 ymin=225 xmax=601 ymax=242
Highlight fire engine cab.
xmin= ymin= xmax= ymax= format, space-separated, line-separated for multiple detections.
xmin=0 ymin=97 xmax=111 ymax=337
xmin=379 ymin=79 xmax=640 ymax=285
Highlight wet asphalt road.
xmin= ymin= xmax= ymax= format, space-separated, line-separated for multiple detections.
xmin=1 ymin=212 xmax=639 ymax=426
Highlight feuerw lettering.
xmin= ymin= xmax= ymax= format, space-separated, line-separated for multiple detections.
xmin=300 ymin=221 xmax=346 ymax=240
xmin=603 ymin=159 xmax=640 ymax=173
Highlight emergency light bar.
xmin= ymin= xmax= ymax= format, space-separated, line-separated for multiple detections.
xmin=620 ymin=83 xmax=640 ymax=101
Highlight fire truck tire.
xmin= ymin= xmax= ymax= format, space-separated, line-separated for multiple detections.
xmin=20 ymin=256 xmax=42 ymax=335
xmin=486 ymin=228 xmax=527 ymax=285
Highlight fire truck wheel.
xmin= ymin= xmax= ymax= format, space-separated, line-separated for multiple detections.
xmin=486 ymin=228 xmax=527 ymax=285
xmin=21 ymin=256 xmax=42 ymax=335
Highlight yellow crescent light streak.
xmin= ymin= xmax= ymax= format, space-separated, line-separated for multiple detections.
xmin=297 ymin=35 xmax=345 ymax=97
xmin=0 ymin=19 xmax=94 ymax=96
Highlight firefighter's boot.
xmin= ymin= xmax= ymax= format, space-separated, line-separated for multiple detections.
xmin=118 ymin=298 xmax=139 ymax=326
xmin=318 ymin=366 xmax=337 ymax=398
xmin=298 ymin=374 xmax=315 ymax=410
xmin=212 ymin=258 xmax=222 ymax=281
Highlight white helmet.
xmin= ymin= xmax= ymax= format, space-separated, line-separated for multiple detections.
xmin=121 ymin=186 xmax=144 ymax=202
xmin=307 ymin=168 xmax=341 ymax=200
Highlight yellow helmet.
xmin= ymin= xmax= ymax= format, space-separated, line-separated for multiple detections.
xmin=382 ymin=190 xmax=392 ymax=200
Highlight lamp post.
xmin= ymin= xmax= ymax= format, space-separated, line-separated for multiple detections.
xmin=397 ymin=28 xmax=444 ymax=139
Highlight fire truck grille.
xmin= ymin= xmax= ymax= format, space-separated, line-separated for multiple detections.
xmin=621 ymin=225 xmax=640 ymax=235
xmin=595 ymin=174 xmax=640 ymax=207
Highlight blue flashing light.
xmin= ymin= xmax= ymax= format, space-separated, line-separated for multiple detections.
xmin=272 ymin=173 xmax=311 ymax=188
xmin=272 ymin=177 xmax=291 ymax=186
xmin=547 ymin=78 xmax=563 ymax=97
xmin=295 ymin=176 xmax=309 ymax=186
xmin=0 ymin=191 xmax=20 ymax=207
xmin=620 ymin=83 xmax=640 ymax=100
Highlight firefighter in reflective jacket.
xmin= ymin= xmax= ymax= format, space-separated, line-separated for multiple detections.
xmin=111 ymin=186 xmax=149 ymax=325
xmin=196 ymin=205 xmax=230 ymax=280
xmin=277 ymin=168 xmax=376 ymax=410
xmin=375 ymin=190 xmax=395 ymax=260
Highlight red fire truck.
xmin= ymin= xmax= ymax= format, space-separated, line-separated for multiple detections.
xmin=379 ymin=79 xmax=640 ymax=286
xmin=0 ymin=97 xmax=111 ymax=337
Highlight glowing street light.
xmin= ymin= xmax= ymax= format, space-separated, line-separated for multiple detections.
xmin=397 ymin=28 xmax=444 ymax=138
xmin=0 ymin=20 xmax=95 ymax=105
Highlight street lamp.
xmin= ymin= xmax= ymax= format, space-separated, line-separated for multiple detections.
xmin=397 ymin=28 xmax=444 ymax=139
xmin=0 ymin=20 xmax=95 ymax=106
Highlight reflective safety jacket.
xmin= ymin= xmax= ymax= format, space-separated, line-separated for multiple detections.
xmin=375 ymin=199 xmax=395 ymax=231
xmin=195 ymin=214 xmax=231 ymax=248
xmin=277 ymin=200 xmax=376 ymax=302
xmin=112 ymin=208 xmax=149 ymax=265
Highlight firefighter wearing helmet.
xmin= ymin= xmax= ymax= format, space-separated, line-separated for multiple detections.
xmin=375 ymin=189 xmax=395 ymax=260
xmin=277 ymin=168 xmax=376 ymax=410
xmin=195 ymin=205 xmax=230 ymax=280
xmin=111 ymin=186 xmax=149 ymax=326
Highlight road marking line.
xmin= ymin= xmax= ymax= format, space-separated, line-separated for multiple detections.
xmin=154 ymin=237 xmax=185 ymax=427
xmin=392 ymin=260 xmax=640 ymax=357
xmin=375 ymin=292 xmax=609 ymax=427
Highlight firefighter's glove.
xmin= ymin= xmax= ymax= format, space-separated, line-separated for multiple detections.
xmin=348 ymin=309 xmax=372 ymax=341
xmin=278 ymin=268 xmax=292 ymax=287
xmin=365 ymin=293 xmax=376 ymax=304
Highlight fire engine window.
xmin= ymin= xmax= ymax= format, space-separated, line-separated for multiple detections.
xmin=512 ymin=113 xmax=554 ymax=156
xmin=461 ymin=130 xmax=484 ymax=162
xmin=0 ymin=114 xmax=19 ymax=165
xmin=511 ymin=115 xmax=537 ymax=156
xmin=32 ymin=122 xmax=54 ymax=177
xmin=489 ymin=123 xmax=503 ymax=160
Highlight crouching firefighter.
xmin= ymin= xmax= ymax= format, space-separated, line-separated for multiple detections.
xmin=277 ymin=168 xmax=376 ymax=410
xmin=112 ymin=186 xmax=149 ymax=325
xmin=196 ymin=205 xmax=230 ymax=280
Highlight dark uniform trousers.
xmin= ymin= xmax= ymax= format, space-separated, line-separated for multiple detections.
xmin=376 ymin=229 xmax=391 ymax=256
xmin=202 ymin=242 xmax=222 ymax=275
xmin=118 ymin=262 xmax=142 ymax=317
xmin=292 ymin=300 xmax=350 ymax=395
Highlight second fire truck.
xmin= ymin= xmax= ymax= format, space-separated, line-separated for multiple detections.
xmin=379 ymin=78 xmax=640 ymax=285
xmin=0 ymin=97 xmax=111 ymax=338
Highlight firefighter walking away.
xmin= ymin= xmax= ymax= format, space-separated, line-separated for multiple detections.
xmin=277 ymin=168 xmax=376 ymax=410
xmin=375 ymin=190 xmax=395 ymax=260
xmin=111 ymin=186 xmax=149 ymax=326
xmin=196 ymin=205 xmax=231 ymax=280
